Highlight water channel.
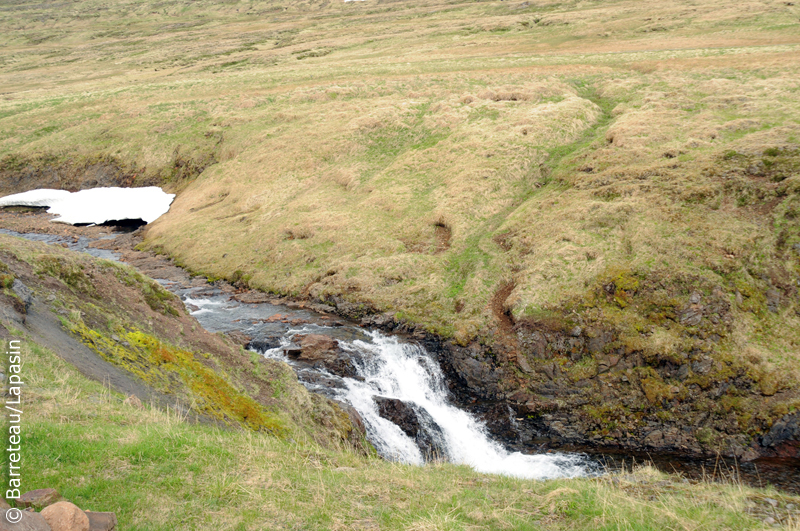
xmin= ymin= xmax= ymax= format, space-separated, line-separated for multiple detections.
xmin=3 ymin=227 xmax=799 ymax=492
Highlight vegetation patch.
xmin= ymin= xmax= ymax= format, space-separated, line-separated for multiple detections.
xmin=65 ymin=318 xmax=285 ymax=434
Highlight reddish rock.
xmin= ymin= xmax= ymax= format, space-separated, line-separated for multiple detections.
xmin=15 ymin=488 xmax=60 ymax=509
xmin=287 ymin=334 xmax=358 ymax=377
xmin=41 ymin=501 xmax=89 ymax=531
xmin=297 ymin=334 xmax=340 ymax=361
xmin=86 ymin=511 xmax=117 ymax=531
xmin=0 ymin=508 xmax=51 ymax=531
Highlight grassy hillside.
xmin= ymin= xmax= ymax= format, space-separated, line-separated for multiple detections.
xmin=0 ymin=234 xmax=362 ymax=449
xmin=1 ymin=0 xmax=800 ymax=456
xmin=2 ymin=0 xmax=798 ymax=340
xmin=6 ymin=322 xmax=800 ymax=530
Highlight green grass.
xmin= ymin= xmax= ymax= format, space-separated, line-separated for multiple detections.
xmin=10 ymin=332 xmax=800 ymax=530
xmin=1 ymin=0 xmax=800 ymax=482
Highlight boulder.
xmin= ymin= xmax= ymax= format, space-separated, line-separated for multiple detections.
xmin=375 ymin=397 xmax=421 ymax=437
xmin=298 ymin=334 xmax=340 ymax=360
xmin=0 ymin=509 xmax=51 ymax=531
xmin=762 ymin=413 xmax=800 ymax=448
xmin=15 ymin=488 xmax=60 ymax=509
xmin=41 ymin=502 xmax=90 ymax=531
xmin=374 ymin=397 xmax=446 ymax=461
xmin=286 ymin=334 xmax=357 ymax=377
xmin=85 ymin=512 xmax=117 ymax=531
xmin=247 ymin=338 xmax=281 ymax=353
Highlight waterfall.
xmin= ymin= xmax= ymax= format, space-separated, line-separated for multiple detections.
xmin=260 ymin=328 xmax=590 ymax=480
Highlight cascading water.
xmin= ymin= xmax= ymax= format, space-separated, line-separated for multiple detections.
xmin=256 ymin=326 xmax=591 ymax=480
xmin=334 ymin=332 xmax=589 ymax=479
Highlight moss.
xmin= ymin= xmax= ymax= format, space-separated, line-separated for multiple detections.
xmin=65 ymin=316 xmax=285 ymax=435
xmin=695 ymin=426 xmax=716 ymax=446
xmin=640 ymin=373 xmax=672 ymax=405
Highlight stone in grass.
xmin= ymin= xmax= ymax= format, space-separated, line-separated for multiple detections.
xmin=86 ymin=511 xmax=118 ymax=531
xmin=41 ymin=502 xmax=90 ymax=531
xmin=0 ymin=508 xmax=51 ymax=531
xmin=15 ymin=488 xmax=61 ymax=509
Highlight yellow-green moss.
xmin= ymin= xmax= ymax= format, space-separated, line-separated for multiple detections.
xmin=65 ymin=317 xmax=285 ymax=435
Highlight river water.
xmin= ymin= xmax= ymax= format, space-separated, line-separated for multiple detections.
xmin=181 ymin=285 xmax=592 ymax=480
xmin=3 ymin=226 xmax=799 ymax=491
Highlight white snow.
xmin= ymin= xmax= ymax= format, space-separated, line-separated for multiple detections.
xmin=0 ymin=187 xmax=175 ymax=225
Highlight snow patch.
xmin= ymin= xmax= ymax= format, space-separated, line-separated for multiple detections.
xmin=0 ymin=187 xmax=175 ymax=225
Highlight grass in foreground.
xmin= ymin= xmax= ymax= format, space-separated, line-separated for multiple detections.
xmin=8 ymin=328 xmax=800 ymax=530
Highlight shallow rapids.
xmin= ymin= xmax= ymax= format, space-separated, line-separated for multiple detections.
xmin=183 ymin=287 xmax=591 ymax=479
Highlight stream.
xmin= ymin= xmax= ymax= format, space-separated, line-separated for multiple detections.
xmin=3 ymin=226 xmax=800 ymax=491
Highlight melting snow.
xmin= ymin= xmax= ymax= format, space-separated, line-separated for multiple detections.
xmin=0 ymin=187 xmax=175 ymax=225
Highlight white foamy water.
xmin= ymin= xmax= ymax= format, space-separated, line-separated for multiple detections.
xmin=181 ymin=287 xmax=591 ymax=480
xmin=0 ymin=187 xmax=174 ymax=225
xmin=335 ymin=332 xmax=588 ymax=479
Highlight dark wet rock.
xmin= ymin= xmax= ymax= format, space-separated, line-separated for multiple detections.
xmin=375 ymin=397 xmax=420 ymax=437
xmin=360 ymin=312 xmax=395 ymax=328
xmin=247 ymin=338 xmax=281 ymax=352
xmin=374 ymin=397 xmax=447 ymax=460
xmin=477 ymin=403 xmax=519 ymax=442
xmin=762 ymin=413 xmax=800 ymax=448
xmin=298 ymin=371 xmax=347 ymax=390
xmin=447 ymin=347 xmax=501 ymax=399
xmin=321 ymin=295 xmax=377 ymax=320
xmin=16 ymin=488 xmax=60 ymax=509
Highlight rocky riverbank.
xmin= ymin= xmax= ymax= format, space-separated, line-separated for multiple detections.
xmin=2 ymin=206 xmax=798 ymax=469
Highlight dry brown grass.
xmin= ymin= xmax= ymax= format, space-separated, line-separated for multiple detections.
xmin=1 ymin=0 xmax=799 ymax=362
